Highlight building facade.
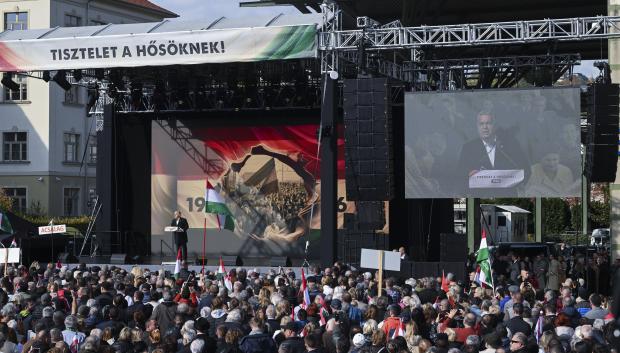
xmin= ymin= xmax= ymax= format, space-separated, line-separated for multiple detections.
xmin=0 ymin=0 xmax=175 ymax=217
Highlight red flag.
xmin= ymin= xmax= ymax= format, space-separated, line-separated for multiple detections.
xmin=441 ymin=270 xmax=449 ymax=292
xmin=56 ymin=259 xmax=62 ymax=269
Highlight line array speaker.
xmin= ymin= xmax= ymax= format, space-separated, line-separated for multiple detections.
xmin=343 ymin=78 xmax=394 ymax=201
xmin=585 ymin=83 xmax=619 ymax=182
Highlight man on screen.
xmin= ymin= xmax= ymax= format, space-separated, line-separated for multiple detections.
xmin=171 ymin=210 xmax=189 ymax=262
xmin=457 ymin=112 xmax=529 ymax=196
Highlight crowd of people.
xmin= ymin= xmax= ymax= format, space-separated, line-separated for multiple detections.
xmin=0 ymin=258 xmax=616 ymax=353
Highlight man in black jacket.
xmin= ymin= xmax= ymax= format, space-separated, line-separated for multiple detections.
xmin=507 ymin=303 xmax=532 ymax=337
xmin=239 ymin=317 xmax=276 ymax=353
xmin=194 ymin=317 xmax=217 ymax=353
xmin=171 ymin=210 xmax=189 ymax=262
xmin=279 ymin=322 xmax=305 ymax=353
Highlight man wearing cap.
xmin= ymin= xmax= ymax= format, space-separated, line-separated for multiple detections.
xmin=194 ymin=317 xmax=218 ymax=353
xmin=279 ymin=322 xmax=305 ymax=353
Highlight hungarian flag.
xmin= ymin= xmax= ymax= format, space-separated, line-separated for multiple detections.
xmin=474 ymin=229 xmax=493 ymax=288
xmin=217 ymin=257 xmax=233 ymax=291
xmin=9 ymin=237 xmax=16 ymax=248
xmin=300 ymin=268 xmax=311 ymax=309
xmin=317 ymin=295 xmax=329 ymax=326
xmin=0 ymin=212 xmax=13 ymax=234
xmin=205 ymin=181 xmax=234 ymax=231
xmin=174 ymin=248 xmax=182 ymax=279
xmin=70 ymin=335 xmax=80 ymax=353
xmin=534 ymin=313 xmax=544 ymax=343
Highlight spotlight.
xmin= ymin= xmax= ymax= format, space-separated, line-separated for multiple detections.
xmin=1 ymin=73 xmax=20 ymax=91
xmin=72 ymin=69 xmax=83 ymax=82
xmin=42 ymin=71 xmax=51 ymax=82
xmin=52 ymin=70 xmax=72 ymax=91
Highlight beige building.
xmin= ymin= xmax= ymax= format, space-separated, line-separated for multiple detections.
xmin=0 ymin=0 xmax=175 ymax=217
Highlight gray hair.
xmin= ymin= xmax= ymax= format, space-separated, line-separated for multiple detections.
xmin=42 ymin=306 xmax=54 ymax=318
xmin=465 ymin=335 xmax=480 ymax=347
xmin=183 ymin=329 xmax=197 ymax=345
xmin=89 ymin=329 xmax=103 ymax=340
xmin=177 ymin=303 xmax=190 ymax=315
xmin=265 ymin=305 xmax=276 ymax=319
xmin=1 ymin=303 xmax=16 ymax=318
xmin=190 ymin=339 xmax=205 ymax=353
xmin=64 ymin=315 xmax=78 ymax=329
xmin=226 ymin=309 xmax=242 ymax=323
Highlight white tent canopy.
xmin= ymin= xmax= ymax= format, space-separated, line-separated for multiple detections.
xmin=0 ymin=13 xmax=323 ymax=72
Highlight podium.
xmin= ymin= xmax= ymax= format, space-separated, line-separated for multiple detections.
xmin=164 ymin=226 xmax=181 ymax=232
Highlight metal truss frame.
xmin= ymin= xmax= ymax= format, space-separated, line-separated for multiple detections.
xmin=319 ymin=16 xmax=620 ymax=51
xmin=407 ymin=53 xmax=582 ymax=90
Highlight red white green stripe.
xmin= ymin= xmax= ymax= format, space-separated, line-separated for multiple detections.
xmin=174 ymin=248 xmax=182 ymax=279
xmin=474 ymin=229 xmax=493 ymax=288
xmin=206 ymin=181 xmax=234 ymax=231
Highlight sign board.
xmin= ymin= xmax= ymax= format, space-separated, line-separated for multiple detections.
xmin=164 ymin=226 xmax=181 ymax=232
xmin=38 ymin=224 xmax=67 ymax=235
xmin=0 ymin=248 xmax=20 ymax=263
xmin=360 ymin=249 xmax=401 ymax=271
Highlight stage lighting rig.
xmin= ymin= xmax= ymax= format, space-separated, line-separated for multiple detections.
xmin=1 ymin=73 xmax=20 ymax=91
xmin=356 ymin=16 xmax=379 ymax=29
xmin=593 ymin=61 xmax=611 ymax=84
xmin=52 ymin=70 xmax=72 ymax=91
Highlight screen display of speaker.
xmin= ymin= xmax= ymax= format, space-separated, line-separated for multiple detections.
xmin=405 ymin=88 xmax=581 ymax=198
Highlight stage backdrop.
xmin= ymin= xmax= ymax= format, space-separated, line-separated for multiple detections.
xmin=405 ymin=87 xmax=581 ymax=198
xmin=151 ymin=119 xmax=353 ymax=258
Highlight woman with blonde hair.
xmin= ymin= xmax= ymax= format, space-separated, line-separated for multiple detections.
xmin=405 ymin=320 xmax=422 ymax=352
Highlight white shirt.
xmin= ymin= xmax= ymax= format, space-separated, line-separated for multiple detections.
xmin=482 ymin=139 xmax=496 ymax=167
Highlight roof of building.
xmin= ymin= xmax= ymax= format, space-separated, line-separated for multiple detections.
xmin=119 ymin=0 xmax=178 ymax=18
xmin=0 ymin=12 xmax=323 ymax=41
xmin=495 ymin=205 xmax=530 ymax=214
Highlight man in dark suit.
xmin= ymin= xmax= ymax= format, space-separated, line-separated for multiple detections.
xmin=457 ymin=112 xmax=529 ymax=197
xmin=171 ymin=210 xmax=189 ymax=262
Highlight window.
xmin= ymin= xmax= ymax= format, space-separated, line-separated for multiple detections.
xmin=4 ymin=75 xmax=27 ymax=101
xmin=4 ymin=12 xmax=27 ymax=30
xmin=88 ymin=139 xmax=97 ymax=163
xmin=63 ymin=188 xmax=79 ymax=216
xmin=64 ymin=133 xmax=80 ymax=162
xmin=498 ymin=215 xmax=507 ymax=227
xmin=64 ymin=85 xmax=80 ymax=104
xmin=2 ymin=188 xmax=26 ymax=213
xmin=3 ymin=132 xmax=27 ymax=161
xmin=64 ymin=14 xmax=81 ymax=27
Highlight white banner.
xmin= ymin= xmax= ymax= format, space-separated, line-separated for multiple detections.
xmin=0 ymin=25 xmax=317 ymax=71
xmin=38 ymin=224 xmax=67 ymax=235
xmin=469 ymin=170 xmax=525 ymax=188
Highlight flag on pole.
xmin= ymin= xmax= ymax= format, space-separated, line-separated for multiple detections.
xmin=474 ymin=229 xmax=493 ymax=288
xmin=300 ymin=268 xmax=310 ymax=309
xmin=205 ymin=181 xmax=234 ymax=231
xmin=0 ymin=212 xmax=13 ymax=234
xmin=317 ymin=295 xmax=329 ymax=326
xmin=441 ymin=270 xmax=450 ymax=292
xmin=174 ymin=248 xmax=182 ymax=279
xmin=217 ymin=257 xmax=233 ymax=291
xmin=9 ymin=237 xmax=17 ymax=248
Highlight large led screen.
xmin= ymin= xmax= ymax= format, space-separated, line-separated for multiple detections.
xmin=151 ymin=120 xmax=366 ymax=258
xmin=405 ymin=88 xmax=581 ymax=198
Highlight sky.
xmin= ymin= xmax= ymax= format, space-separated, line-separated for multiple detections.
xmin=153 ymin=0 xmax=602 ymax=78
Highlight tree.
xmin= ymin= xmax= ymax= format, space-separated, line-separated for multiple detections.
xmin=542 ymin=198 xmax=570 ymax=235
xmin=0 ymin=189 xmax=12 ymax=212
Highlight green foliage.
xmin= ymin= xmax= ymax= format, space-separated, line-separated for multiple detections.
xmin=542 ymin=198 xmax=571 ymax=234
xmin=589 ymin=200 xmax=610 ymax=229
xmin=570 ymin=203 xmax=581 ymax=231
xmin=0 ymin=189 xmax=12 ymax=212
xmin=19 ymin=214 xmax=90 ymax=234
